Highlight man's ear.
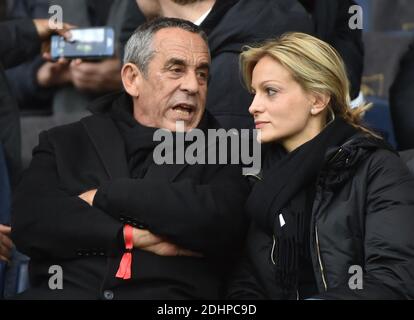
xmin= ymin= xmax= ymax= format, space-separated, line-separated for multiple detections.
xmin=121 ymin=63 xmax=142 ymax=98
xmin=309 ymin=92 xmax=331 ymax=116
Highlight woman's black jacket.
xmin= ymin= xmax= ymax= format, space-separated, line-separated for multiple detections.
xmin=229 ymin=134 xmax=414 ymax=300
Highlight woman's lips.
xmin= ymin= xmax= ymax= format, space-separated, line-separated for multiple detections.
xmin=255 ymin=121 xmax=269 ymax=129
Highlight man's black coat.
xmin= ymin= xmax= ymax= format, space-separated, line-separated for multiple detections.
xmin=11 ymin=93 xmax=250 ymax=299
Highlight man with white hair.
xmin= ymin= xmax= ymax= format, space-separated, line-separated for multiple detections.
xmin=12 ymin=18 xmax=249 ymax=300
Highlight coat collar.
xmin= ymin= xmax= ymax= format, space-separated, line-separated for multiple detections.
xmin=83 ymin=91 xmax=222 ymax=182
xmin=80 ymin=114 xmax=189 ymax=182
xmin=81 ymin=114 xmax=129 ymax=180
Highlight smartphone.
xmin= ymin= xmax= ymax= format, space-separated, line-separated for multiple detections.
xmin=51 ymin=27 xmax=115 ymax=61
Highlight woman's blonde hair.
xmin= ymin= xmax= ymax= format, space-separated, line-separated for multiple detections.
xmin=240 ymin=32 xmax=376 ymax=136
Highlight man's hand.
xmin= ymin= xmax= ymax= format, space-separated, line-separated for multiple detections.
xmin=37 ymin=60 xmax=72 ymax=88
xmin=32 ymin=19 xmax=72 ymax=41
xmin=142 ymin=242 xmax=203 ymax=257
xmin=78 ymin=189 xmax=97 ymax=206
xmin=33 ymin=19 xmax=74 ymax=58
xmin=78 ymin=190 xmax=202 ymax=258
xmin=70 ymin=58 xmax=122 ymax=93
xmin=132 ymin=228 xmax=202 ymax=258
xmin=0 ymin=225 xmax=13 ymax=263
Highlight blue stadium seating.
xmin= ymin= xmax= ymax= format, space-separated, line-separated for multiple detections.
xmin=2 ymin=251 xmax=31 ymax=299
xmin=363 ymin=97 xmax=397 ymax=148
xmin=355 ymin=0 xmax=371 ymax=31
xmin=355 ymin=0 xmax=414 ymax=33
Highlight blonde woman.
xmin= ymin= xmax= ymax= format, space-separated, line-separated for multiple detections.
xmin=228 ymin=33 xmax=414 ymax=300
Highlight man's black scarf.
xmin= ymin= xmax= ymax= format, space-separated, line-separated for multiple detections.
xmin=109 ymin=94 xmax=159 ymax=179
xmin=245 ymin=118 xmax=358 ymax=293
xmin=110 ymin=93 xmax=210 ymax=179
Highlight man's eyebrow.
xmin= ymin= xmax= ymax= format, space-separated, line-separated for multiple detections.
xmin=197 ymin=62 xmax=210 ymax=71
xmin=165 ymin=58 xmax=210 ymax=70
xmin=165 ymin=58 xmax=187 ymax=67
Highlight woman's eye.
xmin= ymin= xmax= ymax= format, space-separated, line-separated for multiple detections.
xmin=266 ymin=88 xmax=277 ymax=96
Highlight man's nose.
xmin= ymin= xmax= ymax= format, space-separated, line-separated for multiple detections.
xmin=180 ymin=71 xmax=199 ymax=94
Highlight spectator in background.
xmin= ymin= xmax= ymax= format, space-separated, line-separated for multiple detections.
xmin=0 ymin=16 xmax=72 ymax=184
xmin=0 ymin=0 xmax=10 ymax=262
xmin=6 ymin=0 xmax=146 ymax=166
xmin=390 ymin=41 xmax=414 ymax=151
xmin=136 ymin=0 xmax=313 ymax=129
xmin=298 ymin=0 xmax=364 ymax=103
xmin=0 ymin=0 xmax=7 ymax=20
xmin=0 ymin=17 xmax=71 ymax=258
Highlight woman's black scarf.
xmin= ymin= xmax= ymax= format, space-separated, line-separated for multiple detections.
xmin=245 ymin=118 xmax=358 ymax=294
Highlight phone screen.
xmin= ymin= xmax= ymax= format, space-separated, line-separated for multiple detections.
xmin=51 ymin=27 xmax=115 ymax=60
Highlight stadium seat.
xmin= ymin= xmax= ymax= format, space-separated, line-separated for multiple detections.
xmin=362 ymin=31 xmax=413 ymax=99
xmin=363 ymin=97 xmax=397 ymax=148
xmin=356 ymin=0 xmax=414 ymax=32
xmin=355 ymin=0 xmax=371 ymax=31
xmin=2 ymin=251 xmax=30 ymax=299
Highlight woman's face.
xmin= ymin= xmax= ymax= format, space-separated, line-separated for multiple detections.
xmin=249 ymin=56 xmax=322 ymax=150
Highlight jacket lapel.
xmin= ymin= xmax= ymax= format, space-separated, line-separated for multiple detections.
xmin=144 ymin=139 xmax=189 ymax=182
xmin=81 ymin=115 xmax=130 ymax=180
xmin=80 ymin=110 xmax=221 ymax=182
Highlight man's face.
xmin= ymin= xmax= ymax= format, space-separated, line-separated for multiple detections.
xmin=133 ymin=28 xmax=210 ymax=131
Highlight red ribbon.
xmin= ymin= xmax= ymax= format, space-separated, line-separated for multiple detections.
xmin=116 ymin=224 xmax=134 ymax=280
